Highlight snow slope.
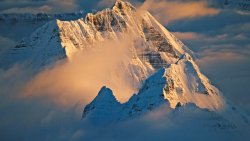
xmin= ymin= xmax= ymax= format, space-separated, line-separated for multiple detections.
xmin=0 ymin=12 xmax=87 ymax=54
xmin=0 ymin=21 xmax=66 ymax=70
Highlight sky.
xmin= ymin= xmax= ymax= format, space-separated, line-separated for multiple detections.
xmin=0 ymin=0 xmax=250 ymax=140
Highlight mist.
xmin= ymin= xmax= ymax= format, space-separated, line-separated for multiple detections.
xmin=0 ymin=36 xmax=137 ymax=140
xmin=14 ymin=36 xmax=145 ymax=110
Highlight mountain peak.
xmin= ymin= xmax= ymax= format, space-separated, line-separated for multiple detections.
xmin=96 ymin=86 xmax=116 ymax=99
xmin=82 ymin=86 xmax=121 ymax=120
xmin=112 ymin=0 xmax=136 ymax=12
xmin=90 ymin=86 xmax=119 ymax=104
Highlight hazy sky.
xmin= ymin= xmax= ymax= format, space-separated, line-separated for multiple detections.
xmin=0 ymin=0 xmax=250 ymax=140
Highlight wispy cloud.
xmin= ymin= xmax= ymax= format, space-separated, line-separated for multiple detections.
xmin=139 ymin=0 xmax=220 ymax=24
xmin=21 ymin=38 xmax=140 ymax=107
xmin=172 ymin=32 xmax=204 ymax=40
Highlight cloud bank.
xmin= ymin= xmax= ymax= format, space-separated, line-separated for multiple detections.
xmin=21 ymin=38 xmax=140 ymax=107
xmin=139 ymin=0 xmax=220 ymax=24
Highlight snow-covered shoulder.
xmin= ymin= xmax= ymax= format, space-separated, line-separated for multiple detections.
xmin=163 ymin=53 xmax=224 ymax=110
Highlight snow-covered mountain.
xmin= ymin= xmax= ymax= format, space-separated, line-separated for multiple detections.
xmin=79 ymin=1 xmax=250 ymax=130
xmin=0 ymin=0 xmax=249 ymax=132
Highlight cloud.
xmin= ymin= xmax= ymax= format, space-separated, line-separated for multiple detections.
xmin=170 ymin=20 xmax=250 ymax=52
xmin=81 ymin=106 xmax=249 ymax=141
xmin=197 ymin=47 xmax=248 ymax=65
xmin=50 ymin=0 xmax=78 ymax=12
xmin=172 ymin=32 xmax=204 ymax=40
xmin=0 ymin=32 xmax=147 ymax=141
xmin=1 ymin=48 xmax=248 ymax=141
xmin=139 ymin=0 xmax=220 ymax=24
xmin=21 ymin=38 xmax=140 ymax=107
xmin=222 ymin=22 xmax=250 ymax=34
xmin=167 ymin=10 xmax=250 ymax=34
